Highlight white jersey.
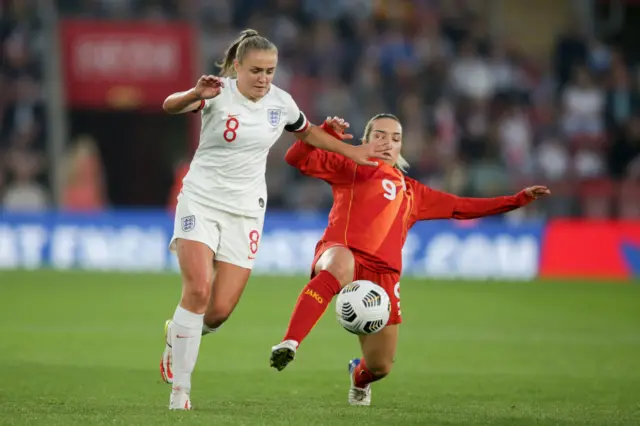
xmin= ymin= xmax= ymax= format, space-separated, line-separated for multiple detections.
xmin=182 ymin=78 xmax=308 ymax=217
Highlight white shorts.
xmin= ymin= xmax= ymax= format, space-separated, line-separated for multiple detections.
xmin=169 ymin=193 xmax=264 ymax=269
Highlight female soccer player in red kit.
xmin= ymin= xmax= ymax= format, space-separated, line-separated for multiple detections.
xmin=270 ymin=114 xmax=551 ymax=406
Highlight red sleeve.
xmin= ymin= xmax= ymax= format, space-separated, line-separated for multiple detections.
xmin=284 ymin=123 xmax=352 ymax=184
xmin=410 ymin=179 xmax=534 ymax=221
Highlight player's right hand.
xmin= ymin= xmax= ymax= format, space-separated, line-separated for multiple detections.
xmin=325 ymin=116 xmax=350 ymax=135
xmin=194 ymin=75 xmax=224 ymax=99
xmin=323 ymin=115 xmax=391 ymax=167
xmin=325 ymin=115 xmax=391 ymax=157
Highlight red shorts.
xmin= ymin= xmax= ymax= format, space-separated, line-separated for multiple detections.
xmin=311 ymin=241 xmax=402 ymax=325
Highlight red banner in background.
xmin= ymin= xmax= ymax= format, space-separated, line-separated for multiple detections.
xmin=60 ymin=20 xmax=196 ymax=110
xmin=540 ymin=220 xmax=640 ymax=280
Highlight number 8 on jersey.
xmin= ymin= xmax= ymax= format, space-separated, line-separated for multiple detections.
xmin=224 ymin=117 xmax=239 ymax=142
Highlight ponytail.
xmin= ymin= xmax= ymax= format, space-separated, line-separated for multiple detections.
xmin=217 ymin=29 xmax=276 ymax=77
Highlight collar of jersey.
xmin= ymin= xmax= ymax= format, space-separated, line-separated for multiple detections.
xmin=231 ymin=79 xmax=268 ymax=111
xmin=375 ymin=159 xmax=403 ymax=177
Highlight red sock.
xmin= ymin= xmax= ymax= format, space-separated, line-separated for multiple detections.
xmin=354 ymin=358 xmax=380 ymax=388
xmin=283 ymin=271 xmax=342 ymax=345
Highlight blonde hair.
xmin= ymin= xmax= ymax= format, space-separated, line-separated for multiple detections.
xmin=363 ymin=113 xmax=409 ymax=172
xmin=217 ymin=29 xmax=277 ymax=77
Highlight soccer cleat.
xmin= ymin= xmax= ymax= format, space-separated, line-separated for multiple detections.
xmin=270 ymin=340 xmax=298 ymax=371
xmin=169 ymin=386 xmax=192 ymax=410
xmin=160 ymin=319 xmax=173 ymax=384
xmin=348 ymin=358 xmax=372 ymax=406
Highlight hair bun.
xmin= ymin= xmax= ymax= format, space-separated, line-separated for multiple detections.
xmin=241 ymin=29 xmax=259 ymax=39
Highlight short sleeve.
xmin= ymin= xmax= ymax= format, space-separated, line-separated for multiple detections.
xmin=283 ymin=95 xmax=309 ymax=133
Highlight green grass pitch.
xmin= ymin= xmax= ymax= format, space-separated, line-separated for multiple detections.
xmin=0 ymin=270 xmax=639 ymax=425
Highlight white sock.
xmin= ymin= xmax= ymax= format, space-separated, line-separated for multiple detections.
xmin=202 ymin=323 xmax=222 ymax=336
xmin=171 ymin=305 xmax=204 ymax=391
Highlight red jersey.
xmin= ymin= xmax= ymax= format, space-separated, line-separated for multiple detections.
xmin=285 ymin=125 xmax=534 ymax=274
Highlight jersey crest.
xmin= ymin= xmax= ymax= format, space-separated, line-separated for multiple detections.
xmin=267 ymin=108 xmax=282 ymax=127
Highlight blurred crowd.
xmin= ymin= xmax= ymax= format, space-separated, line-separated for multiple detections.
xmin=0 ymin=0 xmax=49 ymax=210
xmin=3 ymin=0 xmax=640 ymax=218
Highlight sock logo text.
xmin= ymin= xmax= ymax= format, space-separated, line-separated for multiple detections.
xmin=304 ymin=289 xmax=324 ymax=304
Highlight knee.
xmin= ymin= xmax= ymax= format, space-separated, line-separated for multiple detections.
xmin=367 ymin=360 xmax=394 ymax=379
xmin=316 ymin=247 xmax=355 ymax=286
xmin=204 ymin=302 xmax=234 ymax=328
xmin=182 ymin=275 xmax=212 ymax=307
xmin=327 ymin=265 xmax=353 ymax=286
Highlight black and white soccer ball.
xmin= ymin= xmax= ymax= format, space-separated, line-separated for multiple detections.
xmin=335 ymin=280 xmax=391 ymax=335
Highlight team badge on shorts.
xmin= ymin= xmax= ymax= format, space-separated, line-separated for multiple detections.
xmin=267 ymin=108 xmax=281 ymax=127
xmin=181 ymin=215 xmax=195 ymax=232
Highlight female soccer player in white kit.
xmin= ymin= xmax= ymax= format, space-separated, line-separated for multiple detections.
xmin=159 ymin=29 xmax=391 ymax=410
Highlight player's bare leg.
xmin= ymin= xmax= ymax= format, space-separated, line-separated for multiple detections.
xmin=163 ymin=260 xmax=250 ymax=383
xmin=202 ymin=260 xmax=252 ymax=333
xmin=270 ymin=246 xmax=354 ymax=371
xmin=164 ymin=239 xmax=214 ymax=410
xmin=348 ymin=324 xmax=399 ymax=406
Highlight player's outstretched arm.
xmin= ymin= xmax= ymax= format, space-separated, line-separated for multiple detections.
xmin=285 ymin=120 xmax=350 ymax=182
xmin=162 ymin=75 xmax=225 ymax=114
xmin=450 ymin=186 xmax=550 ymax=219
xmin=295 ymin=122 xmax=391 ymax=168
xmin=413 ymin=182 xmax=551 ymax=221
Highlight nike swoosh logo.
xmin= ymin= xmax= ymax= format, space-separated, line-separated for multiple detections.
xmin=228 ymin=113 xmax=240 ymax=118
xmin=175 ymin=335 xmax=193 ymax=339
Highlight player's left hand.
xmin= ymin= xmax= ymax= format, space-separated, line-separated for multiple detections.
xmin=524 ymin=185 xmax=551 ymax=199
xmin=322 ymin=116 xmax=391 ymax=167
xmin=348 ymin=140 xmax=392 ymax=167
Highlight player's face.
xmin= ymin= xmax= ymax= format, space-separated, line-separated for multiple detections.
xmin=235 ymin=49 xmax=278 ymax=101
xmin=367 ymin=118 xmax=402 ymax=166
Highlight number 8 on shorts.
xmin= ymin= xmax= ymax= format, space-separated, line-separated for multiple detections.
xmin=248 ymin=229 xmax=260 ymax=260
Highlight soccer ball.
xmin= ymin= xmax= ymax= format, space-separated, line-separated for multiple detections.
xmin=335 ymin=280 xmax=391 ymax=335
